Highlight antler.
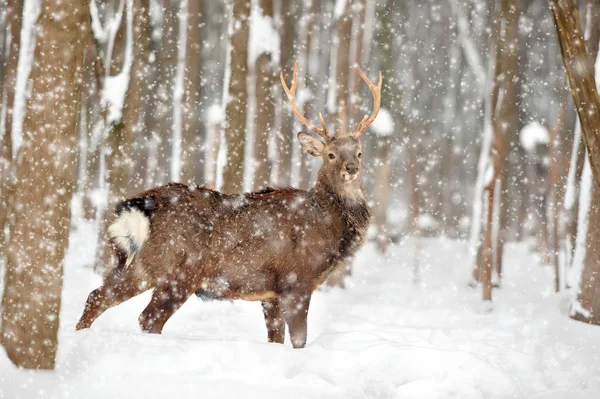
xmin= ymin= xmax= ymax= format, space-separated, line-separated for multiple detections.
xmin=354 ymin=68 xmax=382 ymax=136
xmin=280 ymin=60 xmax=330 ymax=141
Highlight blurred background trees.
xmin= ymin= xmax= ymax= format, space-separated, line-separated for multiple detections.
xmin=2 ymin=0 xmax=600 ymax=369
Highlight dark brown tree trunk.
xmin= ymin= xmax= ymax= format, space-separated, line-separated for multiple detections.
xmin=222 ymin=0 xmax=249 ymax=193
xmin=253 ymin=0 xmax=275 ymax=190
xmin=0 ymin=0 xmax=89 ymax=369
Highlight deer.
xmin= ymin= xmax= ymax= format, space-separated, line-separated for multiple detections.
xmin=76 ymin=61 xmax=382 ymax=348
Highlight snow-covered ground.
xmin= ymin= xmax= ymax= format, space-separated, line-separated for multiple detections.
xmin=2 ymin=224 xmax=600 ymax=399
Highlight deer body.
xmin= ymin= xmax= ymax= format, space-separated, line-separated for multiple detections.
xmin=77 ymin=62 xmax=381 ymax=348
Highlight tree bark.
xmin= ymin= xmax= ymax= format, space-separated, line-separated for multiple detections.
xmin=253 ymin=0 xmax=275 ymax=190
xmin=277 ymin=0 xmax=296 ymax=186
xmin=181 ymin=0 xmax=203 ymax=184
xmin=0 ymin=0 xmax=23 ymax=259
xmin=0 ymin=0 xmax=89 ymax=369
xmin=95 ymin=0 xmax=150 ymax=273
xmin=334 ymin=6 xmax=352 ymax=136
xmin=222 ymin=0 xmax=249 ymax=193
xmin=551 ymin=0 xmax=600 ymax=189
xmin=552 ymin=0 xmax=600 ymax=323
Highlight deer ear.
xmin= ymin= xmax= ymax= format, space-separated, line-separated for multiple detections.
xmin=297 ymin=132 xmax=324 ymax=158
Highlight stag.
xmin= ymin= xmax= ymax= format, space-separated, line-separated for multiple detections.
xmin=76 ymin=61 xmax=382 ymax=348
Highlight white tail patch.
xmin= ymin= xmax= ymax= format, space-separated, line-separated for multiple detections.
xmin=108 ymin=208 xmax=150 ymax=268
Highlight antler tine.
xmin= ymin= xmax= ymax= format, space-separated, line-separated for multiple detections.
xmin=280 ymin=60 xmax=330 ymax=141
xmin=355 ymin=68 xmax=382 ymax=136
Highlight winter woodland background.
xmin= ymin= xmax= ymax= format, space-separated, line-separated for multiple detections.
xmin=2 ymin=0 xmax=600 ymax=397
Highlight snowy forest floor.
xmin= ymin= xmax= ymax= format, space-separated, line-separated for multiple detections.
xmin=1 ymin=222 xmax=600 ymax=398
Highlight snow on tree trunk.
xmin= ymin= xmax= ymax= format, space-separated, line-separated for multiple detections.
xmin=471 ymin=0 xmax=518 ymax=300
xmin=562 ymin=0 xmax=599 ymax=268
xmin=94 ymin=0 xmax=150 ymax=273
xmin=551 ymin=0 xmax=600 ymax=188
xmin=552 ymin=0 xmax=600 ymax=323
xmin=0 ymin=0 xmax=23 ymax=259
xmin=222 ymin=0 xmax=250 ymax=193
xmin=0 ymin=0 xmax=89 ymax=369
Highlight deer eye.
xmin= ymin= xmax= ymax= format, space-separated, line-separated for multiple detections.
xmin=357 ymin=152 xmax=362 ymax=158
xmin=328 ymin=153 xmax=336 ymax=160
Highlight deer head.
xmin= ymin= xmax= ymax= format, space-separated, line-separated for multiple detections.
xmin=281 ymin=61 xmax=382 ymax=197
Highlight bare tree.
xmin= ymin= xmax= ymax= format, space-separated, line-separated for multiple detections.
xmin=95 ymin=0 xmax=151 ymax=273
xmin=181 ymin=0 xmax=203 ymax=184
xmin=474 ymin=0 xmax=518 ymax=301
xmin=0 ymin=0 xmax=89 ymax=369
xmin=222 ymin=0 xmax=250 ymax=193
xmin=253 ymin=0 xmax=276 ymax=190
xmin=551 ymin=0 xmax=600 ymax=323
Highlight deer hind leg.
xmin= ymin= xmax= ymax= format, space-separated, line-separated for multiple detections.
xmin=76 ymin=265 xmax=150 ymax=330
xmin=282 ymin=292 xmax=312 ymax=349
xmin=262 ymin=298 xmax=285 ymax=344
xmin=138 ymin=278 xmax=193 ymax=334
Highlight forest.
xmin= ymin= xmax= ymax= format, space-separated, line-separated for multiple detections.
xmin=1 ymin=0 xmax=600 ymax=397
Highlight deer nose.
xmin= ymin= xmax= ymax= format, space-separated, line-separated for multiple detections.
xmin=346 ymin=163 xmax=359 ymax=175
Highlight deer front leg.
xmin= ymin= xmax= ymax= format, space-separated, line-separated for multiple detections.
xmin=138 ymin=281 xmax=193 ymax=334
xmin=76 ymin=266 xmax=149 ymax=330
xmin=262 ymin=298 xmax=285 ymax=344
xmin=282 ymin=292 xmax=312 ymax=349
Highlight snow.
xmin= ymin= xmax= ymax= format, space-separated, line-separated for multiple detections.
xmin=2 ymin=227 xmax=600 ymax=398
xmin=564 ymin=119 xmax=581 ymax=211
xmin=370 ymin=108 xmax=394 ymax=136
xmin=101 ymin=0 xmax=134 ymax=126
xmin=247 ymin=2 xmax=279 ymax=66
xmin=333 ymin=0 xmax=347 ymax=20
xmin=569 ymin=156 xmax=592 ymax=309
xmin=519 ymin=122 xmax=550 ymax=153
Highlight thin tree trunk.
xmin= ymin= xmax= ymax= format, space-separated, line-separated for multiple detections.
xmin=253 ymin=0 xmax=275 ymax=190
xmin=334 ymin=6 xmax=352 ymax=136
xmin=0 ymin=0 xmax=22 ymax=259
xmin=277 ymin=0 xmax=296 ymax=186
xmin=222 ymin=0 xmax=249 ymax=193
xmin=181 ymin=0 xmax=202 ymax=184
xmin=0 ymin=0 xmax=89 ymax=369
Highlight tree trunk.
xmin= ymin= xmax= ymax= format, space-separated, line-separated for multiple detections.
xmin=0 ymin=0 xmax=23 ymax=259
xmin=95 ymin=0 xmax=150 ymax=273
xmin=0 ymin=0 xmax=89 ymax=369
xmin=253 ymin=0 xmax=275 ymax=190
xmin=181 ymin=0 xmax=203 ymax=184
xmin=277 ymin=0 xmax=296 ymax=186
xmin=551 ymin=0 xmax=600 ymax=188
xmin=222 ymin=0 xmax=249 ymax=193
xmin=334 ymin=6 xmax=352 ymax=136
xmin=552 ymin=0 xmax=600 ymax=323
xmin=474 ymin=0 xmax=518 ymax=300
